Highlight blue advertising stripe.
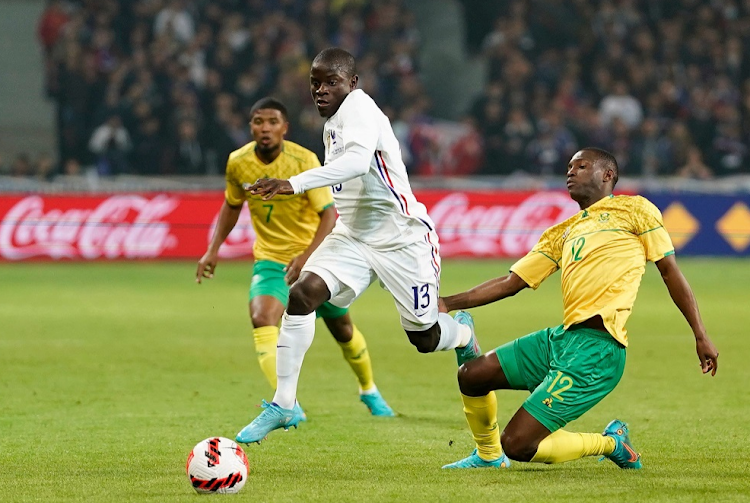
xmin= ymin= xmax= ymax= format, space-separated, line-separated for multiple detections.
xmin=643 ymin=193 xmax=750 ymax=256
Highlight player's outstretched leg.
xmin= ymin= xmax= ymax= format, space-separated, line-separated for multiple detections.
xmin=235 ymin=400 xmax=306 ymax=444
xmin=601 ymin=419 xmax=642 ymax=469
xmin=453 ymin=311 xmax=481 ymax=366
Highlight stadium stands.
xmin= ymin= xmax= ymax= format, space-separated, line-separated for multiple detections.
xmin=31 ymin=0 xmax=750 ymax=179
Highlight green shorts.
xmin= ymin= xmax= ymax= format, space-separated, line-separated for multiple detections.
xmin=249 ymin=260 xmax=348 ymax=319
xmin=494 ymin=324 xmax=626 ymax=432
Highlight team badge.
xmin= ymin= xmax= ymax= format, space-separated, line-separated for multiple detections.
xmin=599 ymin=212 xmax=610 ymax=222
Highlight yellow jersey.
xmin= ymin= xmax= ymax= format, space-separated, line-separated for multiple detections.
xmin=225 ymin=141 xmax=334 ymax=265
xmin=510 ymin=194 xmax=674 ymax=346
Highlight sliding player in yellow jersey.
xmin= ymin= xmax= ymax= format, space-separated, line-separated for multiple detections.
xmin=440 ymin=147 xmax=719 ymax=469
xmin=197 ymin=97 xmax=394 ymax=418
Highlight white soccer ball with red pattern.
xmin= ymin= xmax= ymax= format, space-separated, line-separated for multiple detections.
xmin=186 ymin=437 xmax=250 ymax=494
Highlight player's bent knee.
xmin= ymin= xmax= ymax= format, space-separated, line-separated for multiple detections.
xmin=501 ymin=431 xmax=536 ymax=462
xmin=456 ymin=358 xmax=494 ymax=396
xmin=288 ymin=276 xmax=329 ymax=315
xmin=406 ymin=329 xmax=439 ymax=353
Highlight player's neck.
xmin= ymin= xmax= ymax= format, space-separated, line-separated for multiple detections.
xmin=255 ymin=146 xmax=282 ymax=165
xmin=577 ymin=191 xmax=612 ymax=210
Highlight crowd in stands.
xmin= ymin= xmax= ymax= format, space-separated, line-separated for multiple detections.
xmin=37 ymin=0 xmax=422 ymax=177
xmin=33 ymin=0 xmax=750 ymax=179
xmin=465 ymin=0 xmax=750 ymax=177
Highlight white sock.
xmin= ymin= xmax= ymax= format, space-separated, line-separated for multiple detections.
xmin=359 ymin=385 xmax=378 ymax=396
xmin=272 ymin=312 xmax=316 ymax=409
xmin=435 ymin=312 xmax=471 ymax=351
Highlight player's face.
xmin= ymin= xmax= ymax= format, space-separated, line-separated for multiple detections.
xmin=565 ymin=150 xmax=612 ymax=204
xmin=250 ymin=109 xmax=288 ymax=154
xmin=310 ymin=63 xmax=358 ymax=118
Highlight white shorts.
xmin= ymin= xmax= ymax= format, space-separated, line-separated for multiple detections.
xmin=302 ymin=231 xmax=441 ymax=331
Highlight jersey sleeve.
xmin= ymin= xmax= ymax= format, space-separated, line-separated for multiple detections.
xmin=340 ymin=92 xmax=379 ymax=153
xmin=224 ymin=159 xmax=245 ymax=207
xmin=633 ymin=197 xmax=674 ymax=262
xmin=302 ymin=151 xmax=334 ymax=213
xmin=509 ymin=227 xmax=562 ymax=289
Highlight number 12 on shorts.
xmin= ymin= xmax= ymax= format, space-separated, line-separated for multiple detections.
xmin=411 ymin=284 xmax=430 ymax=310
xmin=547 ymin=371 xmax=573 ymax=401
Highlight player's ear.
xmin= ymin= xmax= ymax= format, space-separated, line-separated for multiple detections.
xmin=350 ymin=74 xmax=359 ymax=90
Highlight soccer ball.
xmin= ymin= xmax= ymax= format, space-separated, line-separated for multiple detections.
xmin=186 ymin=437 xmax=250 ymax=494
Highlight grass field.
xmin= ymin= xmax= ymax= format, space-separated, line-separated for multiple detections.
xmin=0 ymin=259 xmax=748 ymax=502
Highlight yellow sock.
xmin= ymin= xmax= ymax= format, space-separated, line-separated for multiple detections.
xmin=337 ymin=325 xmax=375 ymax=391
xmin=462 ymin=393 xmax=503 ymax=461
xmin=531 ymin=429 xmax=616 ymax=464
xmin=253 ymin=326 xmax=279 ymax=390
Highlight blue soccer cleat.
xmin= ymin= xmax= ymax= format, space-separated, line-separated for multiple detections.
xmin=359 ymin=390 xmax=396 ymax=417
xmin=453 ymin=311 xmax=482 ymax=366
xmin=601 ymin=419 xmax=643 ymax=469
xmin=293 ymin=401 xmax=307 ymax=422
xmin=235 ymin=400 xmax=305 ymax=444
xmin=442 ymin=449 xmax=511 ymax=469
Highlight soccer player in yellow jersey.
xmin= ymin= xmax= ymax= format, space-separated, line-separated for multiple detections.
xmin=196 ymin=97 xmax=394 ymax=418
xmin=440 ymin=147 xmax=719 ymax=470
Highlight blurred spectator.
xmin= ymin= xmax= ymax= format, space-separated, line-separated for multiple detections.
xmin=599 ymin=82 xmax=643 ymax=130
xmin=171 ymin=120 xmax=205 ymax=175
xmin=10 ymin=154 xmax=34 ymax=178
xmin=677 ymin=146 xmax=714 ymax=179
xmin=88 ymin=114 xmax=132 ymax=176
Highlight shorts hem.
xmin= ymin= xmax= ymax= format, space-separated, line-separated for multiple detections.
xmin=521 ymin=402 xmax=564 ymax=433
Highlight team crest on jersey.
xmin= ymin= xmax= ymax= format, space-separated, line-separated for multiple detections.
xmin=599 ymin=212 xmax=610 ymax=222
xmin=327 ymin=130 xmax=344 ymax=156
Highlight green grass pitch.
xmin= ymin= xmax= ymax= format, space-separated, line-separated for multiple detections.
xmin=0 ymin=259 xmax=748 ymax=502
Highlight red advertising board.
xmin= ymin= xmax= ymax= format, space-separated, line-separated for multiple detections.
xmin=0 ymin=190 xmax=581 ymax=261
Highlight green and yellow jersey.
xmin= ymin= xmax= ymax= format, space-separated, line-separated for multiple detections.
xmin=225 ymin=140 xmax=334 ymax=265
xmin=510 ymin=194 xmax=674 ymax=347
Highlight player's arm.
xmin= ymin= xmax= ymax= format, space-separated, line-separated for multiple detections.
xmin=655 ymin=254 xmax=719 ymax=376
xmin=249 ymin=145 xmax=371 ymax=200
xmin=439 ymin=272 xmax=529 ymax=312
xmin=196 ymin=200 xmax=243 ymax=283
xmin=284 ymin=204 xmax=337 ymax=285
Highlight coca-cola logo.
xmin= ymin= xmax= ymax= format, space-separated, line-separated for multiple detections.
xmin=429 ymin=192 xmax=579 ymax=256
xmin=0 ymin=195 xmax=179 ymax=260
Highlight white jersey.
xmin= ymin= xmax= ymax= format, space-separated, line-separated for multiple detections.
xmin=322 ymin=89 xmax=434 ymax=250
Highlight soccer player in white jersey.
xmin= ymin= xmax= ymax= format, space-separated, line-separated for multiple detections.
xmin=235 ymin=47 xmax=480 ymax=444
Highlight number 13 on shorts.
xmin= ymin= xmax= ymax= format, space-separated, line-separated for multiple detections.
xmin=411 ymin=283 xmax=431 ymax=311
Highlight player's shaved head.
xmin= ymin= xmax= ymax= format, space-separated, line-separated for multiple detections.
xmin=580 ymin=147 xmax=619 ymax=187
xmin=312 ymin=47 xmax=357 ymax=78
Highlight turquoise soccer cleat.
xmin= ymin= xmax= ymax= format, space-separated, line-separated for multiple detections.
xmin=359 ymin=390 xmax=396 ymax=417
xmin=442 ymin=449 xmax=511 ymax=469
xmin=453 ymin=311 xmax=482 ymax=366
xmin=235 ymin=400 xmax=305 ymax=444
xmin=601 ymin=419 xmax=643 ymax=469
xmin=293 ymin=401 xmax=307 ymax=422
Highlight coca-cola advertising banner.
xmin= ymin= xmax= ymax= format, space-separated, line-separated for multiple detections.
xmin=0 ymin=191 xmax=582 ymax=261
xmin=8 ymin=189 xmax=746 ymax=261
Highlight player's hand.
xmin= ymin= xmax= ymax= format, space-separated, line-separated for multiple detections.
xmin=438 ymin=297 xmax=449 ymax=313
xmin=695 ymin=335 xmax=719 ymax=376
xmin=196 ymin=250 xmax=218 ymax=283
xmin=249 ymin=178 xmax=294 ymax=200
xmin=284 ymin=255 xmax=307 ymax=285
